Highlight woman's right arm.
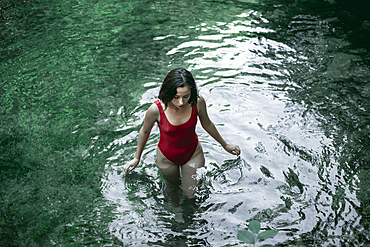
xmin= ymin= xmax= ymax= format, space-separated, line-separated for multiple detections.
xmin=124 ymin=103 xmax=159 ymax=174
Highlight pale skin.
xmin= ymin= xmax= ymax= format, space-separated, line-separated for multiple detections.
xmin=124 ymin=86 xmax=240 ymax=174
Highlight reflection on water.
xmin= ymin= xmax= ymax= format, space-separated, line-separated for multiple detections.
xmin=1 ymin=0 xmax=369 ymax=246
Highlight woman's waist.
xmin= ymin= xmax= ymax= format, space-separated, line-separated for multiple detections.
xmin=158 ymin=134 xmax=198 ymax=149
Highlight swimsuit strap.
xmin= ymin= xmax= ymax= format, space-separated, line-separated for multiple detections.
xmin=155 ymin=100 xmax=198 ymax=126
xmin=155 ymin=100 xmax=163 ymax=111
xmin=154 ymin=100 xmax=164 ymax=124
xmin=192 ymin=103 xmax=198 ymax=117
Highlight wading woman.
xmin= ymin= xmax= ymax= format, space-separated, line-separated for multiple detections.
xmin=124 ymin=68 xmax=240 ymax=204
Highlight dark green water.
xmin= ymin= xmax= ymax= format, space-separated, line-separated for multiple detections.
xmin=1 ymin=0 xmax=369 ymax=246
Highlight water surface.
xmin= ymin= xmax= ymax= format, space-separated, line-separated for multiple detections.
xmin=1 ymin=0 xmax=369 ymax=246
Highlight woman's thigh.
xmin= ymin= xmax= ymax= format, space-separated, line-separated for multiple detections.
xmin=181 ymin=142 xmax=205 ymax=198
xmin=156 ymin=147 xmax=180 ymax=187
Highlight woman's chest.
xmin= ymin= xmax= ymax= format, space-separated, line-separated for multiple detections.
xmin=164 ymin=107 xmax=192 ymax=126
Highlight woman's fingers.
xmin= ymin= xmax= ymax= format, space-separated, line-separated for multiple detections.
xmin=225 ymin=144 xmax=240 ymax=155
xmin=233 ymin=145 xmax=240 ymax=155
xmin=124 ymin=158 xmax=139 ymax=174
xmin=124 ymin=162 xmax=132 ymax=174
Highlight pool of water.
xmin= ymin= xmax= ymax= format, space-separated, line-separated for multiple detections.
xmin=1 ymin=0 xmax=370 ymax=246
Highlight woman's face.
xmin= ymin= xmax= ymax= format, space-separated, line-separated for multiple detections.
xmin=170 ymin=86 xmax=191 ymax=108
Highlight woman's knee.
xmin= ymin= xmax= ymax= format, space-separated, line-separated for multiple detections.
xmin=160 ymin=165 xmax=180 ymax=184
xmin=181 ymin=166 xmax=203 ymax=199
xmin=183 ymin=186 xmax=197 ymax=199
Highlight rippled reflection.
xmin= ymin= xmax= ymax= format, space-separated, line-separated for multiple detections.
xmin=102 ymin=2 xmax=365 ymax=246
xmin=1 ymin=0 xmax=369 ymax=245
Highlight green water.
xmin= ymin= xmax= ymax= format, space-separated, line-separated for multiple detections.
xmin=1 ymin=0 xmax=369 ymax=246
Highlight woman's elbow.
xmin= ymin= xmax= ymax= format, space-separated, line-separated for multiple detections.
xmin=140 ymin=127 xmax=151 ymax=136
xmin=201 ymin=121 xmax=214 ymax=131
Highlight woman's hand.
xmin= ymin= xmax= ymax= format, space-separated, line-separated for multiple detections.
xmin=124 ymin=158 xmax=140 ymax=174
xmin=223 ymin=143 xmax=241 ymax=156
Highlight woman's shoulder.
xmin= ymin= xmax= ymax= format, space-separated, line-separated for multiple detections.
xmin=197 ymin=94 xmax=206 ymax=106
xmin=147 ymin=102 xmax=160 ymax=118
xmin=197 ymin=94 xmax=205 ymax=103
xmin=196 ymin=95 xmax=206 ymax=113
xmin=153 ymin=99 xmax=166 ymax=111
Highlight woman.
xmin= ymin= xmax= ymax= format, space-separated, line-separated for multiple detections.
xmin=124 ymin=68 xmax=240 ymax=203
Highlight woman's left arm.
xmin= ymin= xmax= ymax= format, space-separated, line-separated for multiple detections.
xmin=197 ymin=96 xmax=240 ymax=156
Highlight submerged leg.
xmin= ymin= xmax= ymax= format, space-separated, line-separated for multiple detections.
xmin=181 ymin=142 xmax=205 ymax=199
xmin=156 ymin=147 xmax=181 ymax=206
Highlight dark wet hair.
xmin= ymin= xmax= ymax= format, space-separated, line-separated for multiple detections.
xmin=158 ymin=68 xmax=198 ymax=108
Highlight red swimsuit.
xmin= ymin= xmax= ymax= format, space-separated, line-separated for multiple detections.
xmin=155 ymin=100 xmax=198 ymax=165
